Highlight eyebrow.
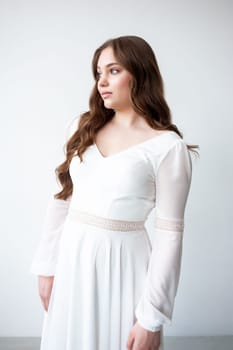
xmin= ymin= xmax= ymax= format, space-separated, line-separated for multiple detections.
xmin=97 ymin=62 xmax=120 ymax=69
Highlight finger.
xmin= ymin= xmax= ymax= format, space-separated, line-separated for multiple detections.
xmin=41 ymin=297 xmax=49 ymax=312
xmin=44 ymin=299 xmax=49 ymax=311
xmin=41 ymin=299 xmax=47 ymax=312
xmin=126 ymin=334 xmax=134 ymax=350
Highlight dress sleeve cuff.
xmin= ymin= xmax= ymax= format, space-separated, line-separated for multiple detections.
xmin=136 ymin=318 xmax=162 ymax=332
xmin=29 ymin=261 xmax=56 ymax=276
xmin=135 ymin=292 xmax=172 ymax=332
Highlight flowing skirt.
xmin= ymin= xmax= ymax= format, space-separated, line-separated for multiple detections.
xmin=39 ymin=209 xmax=164 ymax=350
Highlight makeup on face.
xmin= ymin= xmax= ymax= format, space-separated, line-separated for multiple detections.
xmin=96 ymin=47 xmax=132 ymax=110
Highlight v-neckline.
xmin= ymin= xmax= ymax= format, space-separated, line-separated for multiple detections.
xmin=93 ymin=131 xmax=172 ymax=159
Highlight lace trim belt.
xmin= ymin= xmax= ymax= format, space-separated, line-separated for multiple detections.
xmin=155 ymin=217 xmax=184 ymax=232
xmin=67 ymin=208 xmax=145 ymax=232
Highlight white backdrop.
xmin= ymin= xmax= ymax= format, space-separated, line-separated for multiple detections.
xmin=0 ymin=0 xmax=232 ymax=337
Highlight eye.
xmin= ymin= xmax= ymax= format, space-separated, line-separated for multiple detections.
xmin=110 ymin=68 xmax=120 ymax=74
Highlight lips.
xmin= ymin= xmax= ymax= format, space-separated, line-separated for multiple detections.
xmin=101 ymin=92 xmax=112 ymax=98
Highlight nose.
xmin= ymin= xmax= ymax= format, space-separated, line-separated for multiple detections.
xmin=98 ymin=73 xmax=109 ymax=87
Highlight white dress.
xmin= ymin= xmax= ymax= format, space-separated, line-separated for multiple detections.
xmin=30 ymin=116 xmax=192 ymax=350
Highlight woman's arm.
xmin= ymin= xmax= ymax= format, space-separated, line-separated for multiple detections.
xmin=30 ymin=115 xmax=81 ymax=276
xmin=134 ymin=138 xmax=192 ymax=332
xmin=30 ymin=196 xmax=72 ymax=276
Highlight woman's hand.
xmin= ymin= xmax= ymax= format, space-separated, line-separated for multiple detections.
xmin=126 ymin=321 xmax=161 ymax=350
xmin=38 ymin=275 xmax=54 ymax=312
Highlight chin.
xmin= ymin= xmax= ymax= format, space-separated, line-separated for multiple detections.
xmin=104 ymin=101 xmax=116 ymax=109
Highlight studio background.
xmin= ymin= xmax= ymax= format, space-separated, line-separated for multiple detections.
xmin=0 ymin=0 xmax=232 ymax=337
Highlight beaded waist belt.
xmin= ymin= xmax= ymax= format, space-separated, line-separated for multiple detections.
xmin=67 ymin=208 xmax=145 ymax=232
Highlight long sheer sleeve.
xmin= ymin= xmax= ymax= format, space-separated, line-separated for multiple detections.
xmin=29 ymin=197 xmax=72 ymax=276
xmin=29 ymin=116 xmax=81 ymax=276
xmin=135 ymin=138 xmax=192 ymax=332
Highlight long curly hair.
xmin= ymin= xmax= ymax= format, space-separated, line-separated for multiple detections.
xmin=54 ymin=35 xmax=199 ymax=200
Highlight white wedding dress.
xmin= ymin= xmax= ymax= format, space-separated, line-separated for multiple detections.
xmin=30 ymin=116 xmax=192 ymax=350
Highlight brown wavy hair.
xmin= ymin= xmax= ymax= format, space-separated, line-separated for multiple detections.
xmin=54 ymin=35 xmax=199 ymax=200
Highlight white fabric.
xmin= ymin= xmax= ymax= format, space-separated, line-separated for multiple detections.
xmin=135 ymin=139 xmax=192 ymax=332
xmin=30 ymin=117 xmax=79 ymax=276
xmin=30 ymin=197 xmax=71 ymax=276
xmin=30 ymin=116 xmax=192 ymax=349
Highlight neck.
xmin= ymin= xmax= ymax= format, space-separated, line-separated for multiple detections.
xmin=112 ymin=109 xmax=144 ymax=128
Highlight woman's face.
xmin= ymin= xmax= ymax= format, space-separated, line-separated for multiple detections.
xmin=96 ymin=46 xmax=133 ymax=111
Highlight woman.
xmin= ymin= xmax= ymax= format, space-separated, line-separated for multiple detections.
xmin=30 ymin=35 xmax=198 ymax=350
